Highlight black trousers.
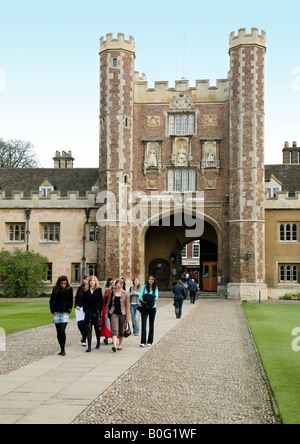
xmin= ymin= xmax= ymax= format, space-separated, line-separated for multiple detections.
xmin=55 ymin=323 xmax=67 ymax=353
xmin=141 ymin=308 xmax=156 ymax=345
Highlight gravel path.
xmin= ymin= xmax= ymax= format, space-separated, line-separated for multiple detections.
xmin=73 ymin=300 xmax=277 ymax=425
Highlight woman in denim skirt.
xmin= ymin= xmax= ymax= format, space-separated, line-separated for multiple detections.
xmin=50 ymin=276 xmax=73 ymax=356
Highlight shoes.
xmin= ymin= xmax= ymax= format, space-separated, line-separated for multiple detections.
xmin=58 ymin=351 xmax=66 ymax=356
xmin=82 ymin=342 xmax=87 ymax=347
xmin=112 ymin=346 xmax=117 ymax=353
xmin=95 ymin=344 xmax=100 ymax=350
xmin=117 ymin=347 xmax=122 ymax=351
xmin=140 ymin=344 xmax=146 ymax=347
xmin=104 ymin=338 xmax=108 ymax=345
xmin=147 ymin=343 xmax=152 ymax=347
xmin=86 ymin=348 xmax=91 ymax=353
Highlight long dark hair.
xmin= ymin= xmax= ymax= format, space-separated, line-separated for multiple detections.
xmin=54 ymin=276 xmax=70 ymax=294
xmin=146 ymin=275 xmax=157 ymax=293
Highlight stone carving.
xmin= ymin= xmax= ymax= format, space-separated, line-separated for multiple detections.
xmin=147 ymin=143 xmax=158 ymax=168
xmin=170 ymin=94 xmax=193 ymax=110
xmin=147 ymin=116 xmax=160 ymax=128
xmin=204 ymin=115 xmax=218 ymax=127
xmin=177 ymin=144 xmax=187 ymax=166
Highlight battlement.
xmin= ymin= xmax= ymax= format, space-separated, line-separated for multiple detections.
xmin=229 ymin=28 xmax=266 ymax=51
xmin=134 ymin=77 xmax=230 ymax=103
xmin=0 ymin=190 xmax=98 ymax=209
xmin=265 ymin=191 xmax=300 ymax=209
xmin=100 ymin=33 xmax=135 ymax=54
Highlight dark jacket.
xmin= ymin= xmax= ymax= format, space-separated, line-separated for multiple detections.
xmin=75 ymin=285 xmax=87 ymax=308
xmin=188 ymin=282 xmax=199 ymax=293
xmin=173 ymin=283 xmax=187 ymax=301
xmin=50 ymin=287 xmax=73 ymax=314
xmin=83 ymin=288 xmax=103 ymax=325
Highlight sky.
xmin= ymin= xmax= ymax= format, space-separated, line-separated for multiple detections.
xmin=0 ymin=0 xmax=299 ymax=168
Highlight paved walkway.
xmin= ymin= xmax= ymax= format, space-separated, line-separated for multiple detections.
xmin=0 ymin=300 xmax=277 ymax=424
xmin=0 ymin=300 xmax=196 ymax=424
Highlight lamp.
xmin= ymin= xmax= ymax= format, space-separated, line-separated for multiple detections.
xmin=246 ymin=251 xmax=251 ymax=261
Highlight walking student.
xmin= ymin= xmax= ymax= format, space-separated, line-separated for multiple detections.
xmin=139 ymin=275 xmax=158 ymax=347
xmin=50 ymin=276 xmax=73 ymax=357
xmin=173 ymin=280 xmax=187 ymax=319
xmin=188 ymin=279 xmax=199 ymax=304
xmin=129 ymin=278 xmax=141 ymax=336
xmin=101 ymin=278 xmax=113 ymax=345
xmin=75 ymin=275 xmax=90 ymax=347
xmin=106 ymin=279 xmax=130 ymax=353
xmin=83 ymin=276 xmax=103 ymax=353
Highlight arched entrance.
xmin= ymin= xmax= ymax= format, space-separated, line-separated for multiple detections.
xmin=148 ymin=259 xmax=171 ymax=291
xmin=142 ymin=212 xmax=222 ymax=292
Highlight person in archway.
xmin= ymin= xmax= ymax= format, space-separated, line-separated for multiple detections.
xmin=188 ymin=279 xmax=199 ymax=304
xmin=139 ymin=275 xmax=159 ymax=347
xmin=173 ymin=280 xmax=187 ymax=318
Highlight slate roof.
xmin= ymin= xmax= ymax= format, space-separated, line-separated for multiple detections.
xmin=265 ymin=164 xmax=300 ymax=194
xmin=0 ymin=168 xmax=99 ymax=198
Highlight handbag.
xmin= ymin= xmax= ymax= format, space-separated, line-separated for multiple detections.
xmin=124 ymin=322 xmax=132 ymax=338
xmin=96 ymin=310 xmax=104 ymax=328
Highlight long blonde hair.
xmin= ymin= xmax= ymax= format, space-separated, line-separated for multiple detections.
xmin=90 ymin=275 xmax=100 ymax=290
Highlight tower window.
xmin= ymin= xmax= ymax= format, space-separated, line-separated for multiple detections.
xmin=112 ymin=58 xmax=118 ymax=68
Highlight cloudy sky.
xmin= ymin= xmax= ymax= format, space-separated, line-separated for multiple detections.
xmin=0 ymin=0 xmax=299 ymax=167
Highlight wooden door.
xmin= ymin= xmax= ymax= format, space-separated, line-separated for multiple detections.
xmin=203 ymin=262 xmax=218 ymax=292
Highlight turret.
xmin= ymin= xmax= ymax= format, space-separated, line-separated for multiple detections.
xmin=228 ymin=28 xmax=267 ymax=300
xmin=98 ymin=33 xmax=136 ymax=280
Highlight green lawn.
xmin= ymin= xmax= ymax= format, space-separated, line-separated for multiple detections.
xmin=0 ymin=300 xmax=75 ymax=335
xmin=243 ymin=303 xmax=300 ymax=425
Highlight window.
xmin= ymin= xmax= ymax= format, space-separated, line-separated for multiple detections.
xmin=168 ymin=169 xmax=196 ymax=193
xmin=7 ymin=224 xmax=25 ymax=242
xmin=182 ymin=245 xmax=187 ymax=258
xmin=42 ymin=224 xmax=60 ymax=243
xmin=112 ymin=58 xmax=118 ymax=68
xmin=193 ymin=243 xmax=200 ymax=258
xmin=279 ymin=264 xmax=299 ymax=283
xmin=40 ymin=187 xmax=54 ymax=198
xmin=169 ymin=114 xmax=195 ymax=136
xmin=44 ymin=264 xmax=52 ymax=283
xmin=72 ymin=264 xmax=81 ymax=283
xmin=89 ymin=225 xmax=98 ymax=242
xmin=88 ymin=264 xmax=96 ymax=276
xmin=280 ymin=223 xmax=298 ymax=242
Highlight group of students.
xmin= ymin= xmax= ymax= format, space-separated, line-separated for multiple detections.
xmin=49 ymin=274 xmax=159 ymax=356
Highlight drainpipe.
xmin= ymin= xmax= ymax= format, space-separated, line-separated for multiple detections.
xmin=82 ymin=208 xmax=91 ymax=278
xmin=25 ymin=209 xmax=31 ymax=251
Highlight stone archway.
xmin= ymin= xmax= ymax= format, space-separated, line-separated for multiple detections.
xmin=140 ymin=210 xmax=222 ymax=291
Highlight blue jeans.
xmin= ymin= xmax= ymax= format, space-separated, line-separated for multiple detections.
xmin=130 ymin=304 xmax=140 ymax=334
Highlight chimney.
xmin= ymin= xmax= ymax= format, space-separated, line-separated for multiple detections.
xmin=53 ymin=151 xmax=74 ymax=169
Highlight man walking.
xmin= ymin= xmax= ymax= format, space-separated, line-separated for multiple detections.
xmin=188 ymin=279 xmax=198 ymax=304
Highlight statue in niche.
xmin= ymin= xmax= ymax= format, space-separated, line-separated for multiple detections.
xmin=205 ymin=142 xmax=216 ymax=167
xmin=177 ymin=144 xmax=187 ymax=166
xmin=147 ymin=143 xmax=158 ymax=169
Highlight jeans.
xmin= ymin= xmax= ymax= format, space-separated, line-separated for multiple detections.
xmin=130 ymin=304 xmax=140 ymax=334
xmin=174 ymin=299 xmax=183 ymax=319
xmin=141 ymin=307 xmax=156 ymax=345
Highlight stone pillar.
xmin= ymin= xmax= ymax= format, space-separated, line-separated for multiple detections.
xmin=98 ymin=33 xmax=135 ymax=281
xmin=228 ymin=28 xmax=268 ymax=300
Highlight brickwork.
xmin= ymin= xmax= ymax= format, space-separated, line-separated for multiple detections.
xmin=98 ymin=30 xmax=267 ymax=299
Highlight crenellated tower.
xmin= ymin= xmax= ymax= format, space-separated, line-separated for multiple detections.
xmin=228 ymin=28 xmax=267 ymax=300
xmin=98 ymin=33 xmax=135 ymax=280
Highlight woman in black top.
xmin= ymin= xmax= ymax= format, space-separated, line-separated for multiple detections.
xmin=83 ymin=276 xmax=103 ymax=353
xmin=50 ymin=276 xmax=73 ymax=356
